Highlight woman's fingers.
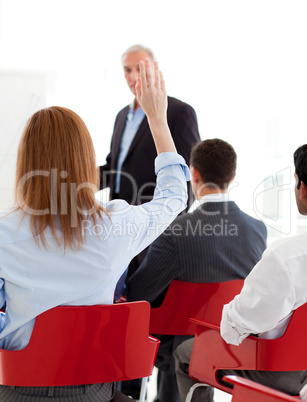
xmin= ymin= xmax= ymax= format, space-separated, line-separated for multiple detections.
xmin=139 ymin=58 xmax=158 ymax=90
xmin=135 ymin=76 xmax=142 ymax=100
xmin=159 ymin=70 xmax=166 ymax=93
xmin=139 ymin=60 xmax=146 ymax=88
xmin=136 ymin=58 xmax=167 ymax=117
xmin=154 ymin=61 xmax=160 ymax=89
xmin=145 ymin=58 xmax=153 ymax=88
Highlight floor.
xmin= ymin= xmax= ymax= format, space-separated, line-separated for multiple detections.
xmin=146 ymin=368 xmax=231 ymax=402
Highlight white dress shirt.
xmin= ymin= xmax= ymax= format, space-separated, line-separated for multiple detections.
xmin=188 ymin=192 xmax=231 ymax=213
xmin=221 ymin=231 xmax=307 ymax=345
xmin=0 ymin=152 xmax=189 ymax=350
xmin=300 ymin=383 xmax=307 ymax=400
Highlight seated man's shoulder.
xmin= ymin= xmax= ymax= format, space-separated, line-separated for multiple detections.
xmin=266 ymin=231 xmax=307 ymax=260
xmin=235 ymin=208 xmax=267 ymax=233
xmin=164 ymin=212 xmax=190 ymax=231
xmin=166 ymin=209 xmax=208 ymax=236
xmin=159 ymin=212 xmax=196 ymax=240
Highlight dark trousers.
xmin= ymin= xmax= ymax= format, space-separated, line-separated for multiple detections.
xmin=154 ymin=369 xmax=181 ymax=402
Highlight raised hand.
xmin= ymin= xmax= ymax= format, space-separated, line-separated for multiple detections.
xmin=135 ymin=58 xmax=167 ymax=124
xmin=135 ymin=58 xmax=176 ymax=155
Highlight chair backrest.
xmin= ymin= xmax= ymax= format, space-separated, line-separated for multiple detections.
xmin=0 ymin=301 xmax=160 ymax=387
xmin=149 ymin=279 xmax=244 ymax=335
xmin=224 ymin=375 xmax=299 ymax=402
xmin=189 ymin=302 xmax=307 ymax=394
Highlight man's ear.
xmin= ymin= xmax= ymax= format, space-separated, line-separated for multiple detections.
xmin=229 ymin=171 xmax=236 ymax=184
xmin=190 ymin=166 xmax=201 ymax=184
xmin=300 ymin=182 xmax=307 ymax=200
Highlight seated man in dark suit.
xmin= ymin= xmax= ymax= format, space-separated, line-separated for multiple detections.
xmin=126 ymin=138 xmax=267 ymax=402
xmin=174 ymin=144 xmax=307 ymax=402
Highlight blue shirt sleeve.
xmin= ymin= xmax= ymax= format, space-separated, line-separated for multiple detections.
xmin=154 ymin=152 xmax=191 ymax=181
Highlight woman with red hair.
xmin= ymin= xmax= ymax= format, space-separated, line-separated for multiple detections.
xmin=0 ymin=59 xmax=189 ymax=401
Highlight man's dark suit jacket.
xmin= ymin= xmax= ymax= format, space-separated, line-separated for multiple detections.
xmin=126 ymin=201 xmax=267 ymax=373
xmin=99 ymin=96 xmax=200 ymax=206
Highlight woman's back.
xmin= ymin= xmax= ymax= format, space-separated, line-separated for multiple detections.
xmin=0 ymin=150 xmax=189 ymax=350
xmin=0 ymin=59 xmax=189 ymax=401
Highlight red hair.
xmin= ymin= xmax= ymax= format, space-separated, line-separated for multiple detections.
xmin=15 ymin=106 xmax=107 ymax=250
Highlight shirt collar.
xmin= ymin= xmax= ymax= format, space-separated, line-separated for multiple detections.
xmin=199 ymin=192 xmax=231 ymax=203
xmin=188 ymin=192 xmax=231 ymax=213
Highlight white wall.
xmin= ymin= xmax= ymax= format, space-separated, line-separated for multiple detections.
xmin=0 ymin=69 xmax=53 ymax=209
xmin=0 ymin=0 xmax=306 ymax=239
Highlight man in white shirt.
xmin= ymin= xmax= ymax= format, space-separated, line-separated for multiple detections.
xmin=174 ymin=144 xmax=307 ymax=401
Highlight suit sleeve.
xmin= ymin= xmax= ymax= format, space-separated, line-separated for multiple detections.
xmin=170 ymin=103 xmax=200 ymax=165
xmin=99 ymin=108 xmax=126 ymax=190
xmin=99 ymin=152 xmax=111 ymax=190
xmin=126 ymin=228 xmax=180 ymax=303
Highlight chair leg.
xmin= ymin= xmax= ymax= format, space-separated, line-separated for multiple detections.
xmin=139 ymin=377 xmax=148 ymax=402
xmin=185 ymin=383 xmax=212 ymax=402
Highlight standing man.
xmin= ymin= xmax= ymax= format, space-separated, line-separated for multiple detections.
xmin=99 ymin=44 xmax=200 ymax=213
xmin=99 ymin=45 xmax=200 ymax=399
xmin=174 ymin=145 xmax=307 ymax=401
xmin=126 ymin=139 xmax=267 ymax=402
xmin=100 ymin=44 xmax=200 ymax=283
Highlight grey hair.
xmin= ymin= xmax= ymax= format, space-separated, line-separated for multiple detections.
xmin=121 ymin=44 xmax=155 ymax=61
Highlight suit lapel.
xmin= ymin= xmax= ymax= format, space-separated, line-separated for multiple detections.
xmin=118 ymin=96 xmax=173 ymax=164
xmin=125 ymin=96 xmax=172 ymax=160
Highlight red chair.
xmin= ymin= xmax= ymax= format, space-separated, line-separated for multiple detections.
xmin=188 ymin=302 xmax=307 ymax=395
xmin=0 ymin=301 xmax=159 ymax=399
xmin=149 ymin=279 xmax=244 ymax=335
xmin=224 ymin=375 xmax=299 ymax=401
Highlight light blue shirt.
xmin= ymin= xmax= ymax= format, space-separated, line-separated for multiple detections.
xmin=115 ymin=106 xmax=145 ymax=193
xmin=0 ymin=152 xmax=190 ymax=350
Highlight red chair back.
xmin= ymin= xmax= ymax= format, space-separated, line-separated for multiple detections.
xmin=0 ymin=301 xmax=159 ymax=386
xmin=149 ymin=279 xmax=244 ymax=335
xmin=224 ymin=375 xmax=299 ymax=401
xmin=189 ymin=302 xmax=307 ymax=394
